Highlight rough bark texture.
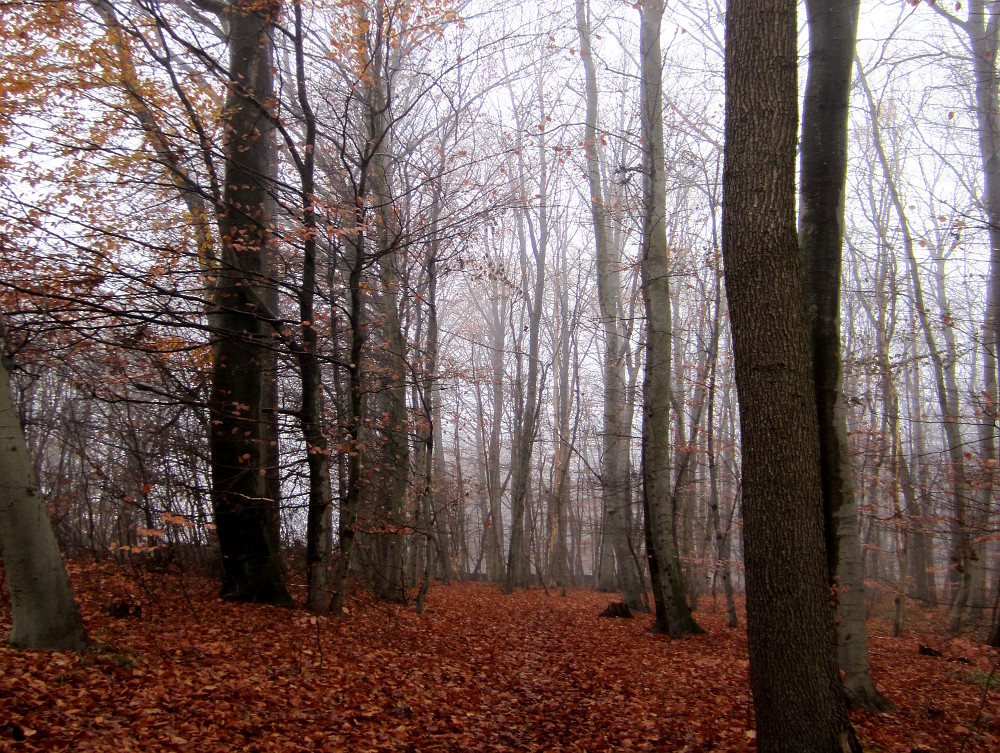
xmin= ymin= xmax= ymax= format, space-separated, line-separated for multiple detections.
xmin=0 ymin=358 xmax=88 ymax=651
xmin=639 ymin=0 xmax=700 ymax=637
xmin=209 ymin=0 xmax=291 ymax=607
xmin=723 ymin=0 xmax=860 ymax=748
xmin=799 ymin=0 xmax=891 ymax=711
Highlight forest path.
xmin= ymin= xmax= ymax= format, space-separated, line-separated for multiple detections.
xmin=0 ymin=565 xmax=996 ymax=751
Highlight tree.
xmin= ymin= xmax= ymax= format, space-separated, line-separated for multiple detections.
xmin=924 ymin=0 xmax=1000 ymax=639
xmin=209 ymin=0 xmax=291 ymax=606
xmin=503 ymin=63 xmax=550 ymax=594
xmin=722 ymin=0 xmax=860 ymax=747
xmin=798 ymin=0 xmax=891 ymax=710
xmin=575 ymin=0 xmax=643 ymax=612
xmin=638 ymin=0 xmax=700 ymax=636
xmin=0 ymin=326 xmax=88 ymax=651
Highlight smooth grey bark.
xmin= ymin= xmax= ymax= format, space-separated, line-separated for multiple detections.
xmin=209 ymin=0 xmax=290 ymax=606
xmin=352 ymin=0 xmax=408 ymax=604
xmin=0 ymin=356 xmax=87 ymax=651
xmin=504 ymin=83 xmax=547 ymax=593
xmin=723 ymin=0 xmax=860 ymax=748
xmin=545 ymin=250 xmax=575 ymax=591
xmin=638 ymin=0 xmax=700 ymax=636
xmin=799 ymin=0 xmax=890 ymax=710
xmin=575 ymin=0 xmax=643 ymax=611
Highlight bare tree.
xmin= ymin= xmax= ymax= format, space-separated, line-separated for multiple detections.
xmin=722 ymin=0 xmax=859 ymax=746
xmin=638 ymin=0 xmax=699 ymax=636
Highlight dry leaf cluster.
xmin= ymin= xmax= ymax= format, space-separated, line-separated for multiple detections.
xmin=1 ymin=564 xmax=998 ymax=751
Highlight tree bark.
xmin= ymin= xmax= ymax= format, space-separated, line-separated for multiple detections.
xmin=638 ymin=0 xmax=700 ymax=636
xmin=209 ymin=0 xmax=290 ymax=607
xmin=504 ymin=79 xmax=547 ymax=593
xmin=576 ymin=0 xmax=643 ymax=611
xmin=799 ymin=0 xmax=891 ymax=710
xmin=0 ymin=355 xmax=88 ymax=651
xmin=723 ymin=0 xmax=860 ymax=747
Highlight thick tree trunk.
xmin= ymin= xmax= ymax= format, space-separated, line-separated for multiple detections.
xmin=0 ymin=358 xmax=87 ymax=651
xmin=94 ymin=0 xmax=290 ymax=604
xmin=723 ymin=0 xmax=860 ymax=748
xmin=361 ymin=2 xmax=409 ymax=604
xmin=799 ymin=0 xmax=891 ymax=711
xmin=209 ymin=0 xmax=290 ymax=607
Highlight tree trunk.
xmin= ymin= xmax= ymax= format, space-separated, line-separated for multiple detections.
xmin=0 ymin=356 xmax=87 ymax=651
xmin=928 ymin=0 xmax=1000 ymax=634
xmin=723 ymin=0 xmax=860 ymax=747
xmin=504 ymin=81 xmax=547 ymax=593
xmin=638 ymin=0 xmax=700 ymax=636
xmin=967 ymin=0 xmax=1000 ymax=635
xmin=799 ymin=0 xmax=891 ymax=710
xmin=209 ymin=0 xmax=290 ymax=607
xmin=285 ymin=0 xmax=333 ymax=614
xmin=330 ymin=218 xmax=366 ymax=617
xmin=576 ymin=0 xmax=643 ymax=611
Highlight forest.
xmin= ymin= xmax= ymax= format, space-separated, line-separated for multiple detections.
xmin=1 ymin=0 xmax=999 ymax=750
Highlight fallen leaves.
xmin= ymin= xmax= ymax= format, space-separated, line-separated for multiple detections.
xmin=0 ymin=564 xmax=997 ymax=751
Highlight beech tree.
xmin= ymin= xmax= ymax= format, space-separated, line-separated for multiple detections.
xmin=0 ymin=335 xmax=88 ymax=651
xmin=923 ymin=0 xmax=1000 ymax=638
xmin=208 ymin=0 xmax=291 ymax=606
xmin=638 ymin=0 xmax=698 ymax=636
xmin=798 ymin=0 xmax=890 ymax=710
xmin=575 ymin=0 xmax=643 ymax=611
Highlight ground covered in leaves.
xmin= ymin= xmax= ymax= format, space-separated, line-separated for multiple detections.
xmin=1 ymin=564 xmax=999 ymax=751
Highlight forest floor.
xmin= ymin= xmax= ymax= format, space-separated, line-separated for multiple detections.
xmin=1 ymin=564 xmax=998 ymax=752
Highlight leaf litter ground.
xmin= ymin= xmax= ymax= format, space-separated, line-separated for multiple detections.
xmin=1 ymin=564 xmax=998 ymax=751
